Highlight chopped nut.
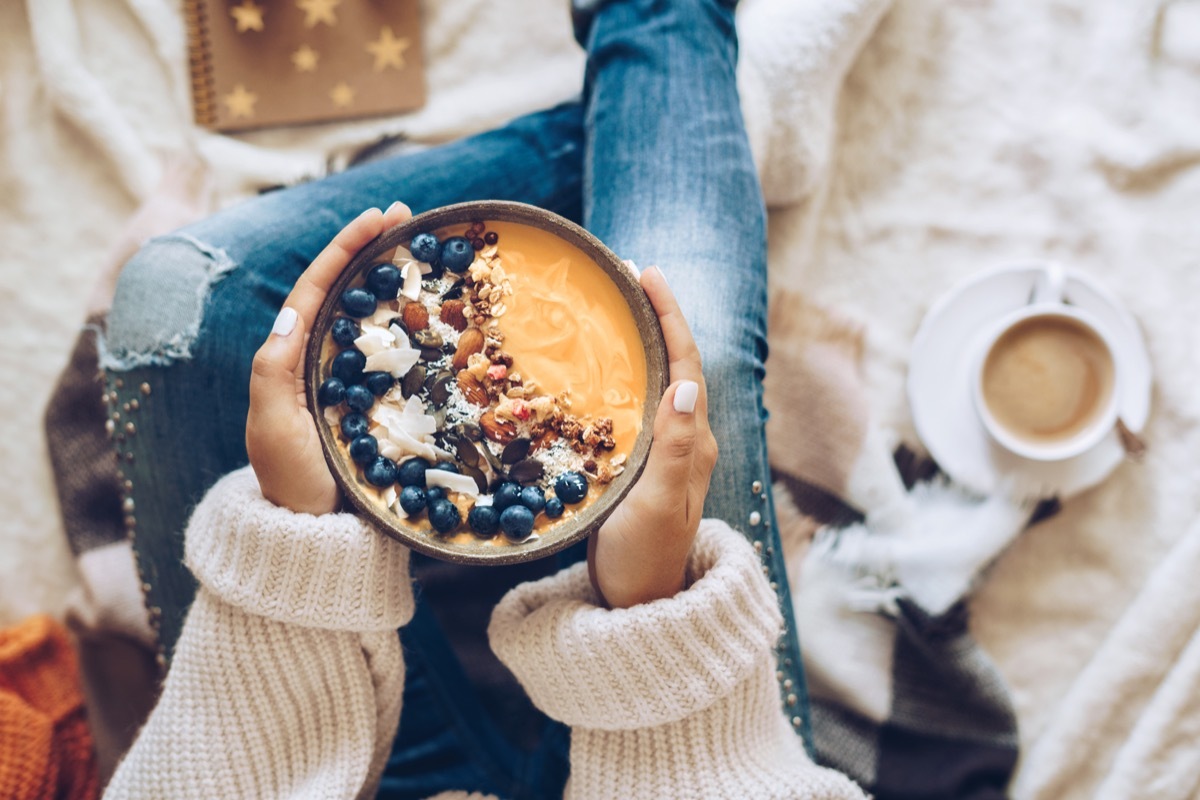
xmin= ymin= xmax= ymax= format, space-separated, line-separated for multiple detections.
xmin=480 ymin=410 xmax=517 ymax=444
xmin=456 ymin=371 xmax=489 ymax=406
xmin=491 ymin=351 xmax=513 ymax=368
xmin=402 ymin=302 xmax=429 ymax=331
xmin=440 ymin=299 xmax=469 ymax=331
xmin=452 ymin=328 xmax=485 ymax=371
xmin=466 ymin=353 xmax=490 ymax=380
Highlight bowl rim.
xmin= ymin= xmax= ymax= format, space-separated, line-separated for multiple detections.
xmin=305 ymin=200 xmax=669 ymax=565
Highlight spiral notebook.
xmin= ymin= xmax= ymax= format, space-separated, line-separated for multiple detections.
xmin=185 ymin=0 xmax=427 ymax=132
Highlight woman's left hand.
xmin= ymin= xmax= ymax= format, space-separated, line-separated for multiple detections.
xmin=587 ymin=266 xmax=719 ymax=608
xmin=246 ymin=202 xmax=413 ymax=515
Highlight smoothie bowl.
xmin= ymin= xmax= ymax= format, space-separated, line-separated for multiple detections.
xmin=306 ymin=201 xmax=668 ymax=565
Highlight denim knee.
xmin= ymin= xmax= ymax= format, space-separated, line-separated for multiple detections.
xmin=101 ymin=234 xmax=239 ymax=372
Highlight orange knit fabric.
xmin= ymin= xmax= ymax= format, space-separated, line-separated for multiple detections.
xmin=0 ymin=615 xmax=98 ymax=800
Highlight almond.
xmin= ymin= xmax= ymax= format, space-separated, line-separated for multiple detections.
xmin=402 ymin=302 xmax=429 ymax=331
xmin=440 ymin=299 xmax=468 ymax=332
xmin=479 ymin=410 xmax=517 ymax=445
xmin=531 ymin=429 xmax=559 ymax=453
xmin=452 ymin=327 xmax=485 ymax=372
xmin=456 ymin=371 xmax=489 ymax=406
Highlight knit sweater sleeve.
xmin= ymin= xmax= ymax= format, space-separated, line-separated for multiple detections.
xmin=104 ymin=466 xmax=414 ymax=800
xmin=489 ymin=520 xmax=867 ymax=800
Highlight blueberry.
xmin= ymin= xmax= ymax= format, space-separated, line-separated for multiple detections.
xmin=349 ymin=435 xmax=378 ymax=465
xmin=366 ymin=264 xmax=403 ymax=300
xmin=493 ymin=482 xmax=521 ymax=511
xmin=317 ymin=377 xmax=346 ymax=407
xmin=340 ymin=287 xmax=377 ymax=318
xmin=440 ymin=237 xmax=475 ymax=273
xmin=409 ymin=232 xmax=441 ymax=263
xmin=340 ymin=412 xmax=369 ymax=440
xmin=345 ymin=383 xmax=375 ymax=412
xmin=365 ymin=456 xmax=398 ymax=487
xmin=468 ymin=505 xmax=500 ymax=537
xmin=554 ymin=471 xmax=589 ymax=504
xmin=544 ymin=497 xmax=565 ymax=519
xmin=432 ymin=462 xmax=460 ymax=474
xmin=426 ymin=487 xmax=447 ymax=502
xmin=363 ymin=371 xmax=394 ymax=396
xmin=331 ymin=317 xmax=361 ymax=348
xmin=499 ymin=505 xmax=535 ymax=541
xmin=428 ymin=499 xmax=462 ymax=534
xmin=396 ymin=457 xmax=430 ymax=488
xmin=519 ymin=486 xmax=546 ymax=514
xmin=331 ymin=349 xmax=367 ymax=384
xmin=399 ymin=485 xmax=427 ymax=515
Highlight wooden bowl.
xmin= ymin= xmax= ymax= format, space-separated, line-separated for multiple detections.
xmin=305 ymin=201 xmax=668 ymax=565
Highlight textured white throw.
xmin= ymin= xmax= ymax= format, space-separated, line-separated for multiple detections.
xmin=6 ymin=0 xmax=1200 ymax=797
xmin=103 ymin=468 xmax=865 ymax=799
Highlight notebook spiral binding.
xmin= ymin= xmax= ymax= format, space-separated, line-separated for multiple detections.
xmin=184 ymin=0 xmax=217 ymax=127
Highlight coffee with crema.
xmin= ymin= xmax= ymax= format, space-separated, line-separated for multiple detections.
xmin=981 ymin=315 xmax=1115 ymax=444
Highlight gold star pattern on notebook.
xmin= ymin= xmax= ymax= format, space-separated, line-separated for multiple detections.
xmin=222 ymin=84 xmax=258 ymax=118
xmin=330 ymin=81 xmax=355 ymax=108
xmin=366 ymin=26 xmax=410 ymax=72
xmin=291 ymin=44 xmax=319 ymax=72
xmin=297 ymin=0 xmax=340 ymax=28
xmin=229 ymin=0 xmax=265 ymax=32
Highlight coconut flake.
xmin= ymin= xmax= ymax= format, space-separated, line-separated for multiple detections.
xmin=354 ymin=333 xmax=392 ymax=357
xmin=392 ymin=246 xmax=414 ymax=264
xmin=388 ymin=324 xmax=410 ymax=350
xmin=474 ymin=494 xmax=494 ymax=507
xmin=381 ymin=424 xmax=442 ymax=461
xmin=372 ymin=402 xmax=436 ymax=439
xmin=426 ymin=470 xmax=481 ymax=497
xmin=323 ymin=406 xmax=341 ymax=429
xmin=369 ymin=303 xmax=399 ymax=328
xmin=365 ymin=347 xmax=421 ymax=378
xmin=400 ymin=261 xmax=423 ymax=301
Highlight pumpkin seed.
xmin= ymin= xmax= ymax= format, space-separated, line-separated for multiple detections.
xmin=509 ymin=458 xmax=544 ymax=483
xmin=401 ymin=364 xmax=426 ymax=398
xmin=501 ymin=437 xmax=531 ymax=464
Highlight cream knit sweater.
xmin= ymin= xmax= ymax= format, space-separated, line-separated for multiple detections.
xmin=104 ymin=468 xmax=864 ymax=799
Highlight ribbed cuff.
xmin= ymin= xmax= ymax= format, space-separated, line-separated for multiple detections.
xmin=184 ymin=467 xmax=413 ymax=632
xmin=489 ymin=520 xmax=783 ymax=730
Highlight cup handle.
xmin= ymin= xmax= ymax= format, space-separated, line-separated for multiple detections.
xmin=1031 ymin=262 xmax=1066 ymax=305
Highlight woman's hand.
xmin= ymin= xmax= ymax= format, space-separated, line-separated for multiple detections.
xmin=588 ymin=267 xmax=719 ymax=608
xmin=246 ymin=203 xmax=413 ymax=515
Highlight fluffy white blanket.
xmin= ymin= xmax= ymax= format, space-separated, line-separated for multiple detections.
xmin=3 ymin=0 xmax=1199 ymax=796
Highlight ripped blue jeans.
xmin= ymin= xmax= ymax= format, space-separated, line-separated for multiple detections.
xmin=101 ymin=0 xmax=811 ymax=797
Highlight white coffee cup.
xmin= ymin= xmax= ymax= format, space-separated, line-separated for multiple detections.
xmin=972 ymin=263 xmax=1121 ymax=462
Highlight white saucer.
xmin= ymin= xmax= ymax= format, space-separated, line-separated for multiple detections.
xmin=907 ymin=262 xmax=1152 ymax=500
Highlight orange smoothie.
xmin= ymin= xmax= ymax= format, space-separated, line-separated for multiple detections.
xmin=445 ymin=221 xmax=646 ymax=467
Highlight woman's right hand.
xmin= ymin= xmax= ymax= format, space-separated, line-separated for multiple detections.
xmin=246 ymin=202 xmax=413 ymax=515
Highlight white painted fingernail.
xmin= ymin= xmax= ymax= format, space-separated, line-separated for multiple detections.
xmin=650 ymin=265 xmax=669 ymax=288
xmin=386 ymin=201 xmax=404 ymax=215
xmin=358 ymin=207 xmax=381 ymax=219
xmin=674 ymin=380 xmax=698 ymax=414
xmin=272 ymin=306 xmax=297 ymax=337
xmin=623 ymin=259 xmax=641 ymax=279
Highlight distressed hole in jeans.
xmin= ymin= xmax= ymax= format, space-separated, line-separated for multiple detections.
xmin=100 ymin=233 xmax=238 ymax=370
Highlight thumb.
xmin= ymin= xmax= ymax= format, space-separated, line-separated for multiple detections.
xmin=249 ymin=306 xmax=306 ymax=438
xmin=629 ymin=379 xmax=700 ymax=518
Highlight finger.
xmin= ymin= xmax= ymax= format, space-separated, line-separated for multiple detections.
xmin=640 ymin=266 xmax=709 ymax=418
xmin=288 ymin=202 xmax=412 ymax=323
xmin=628 ymin=378 xmax=701 ymax=522
xmin=248 ymin=305 xmax=307 ymax=449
